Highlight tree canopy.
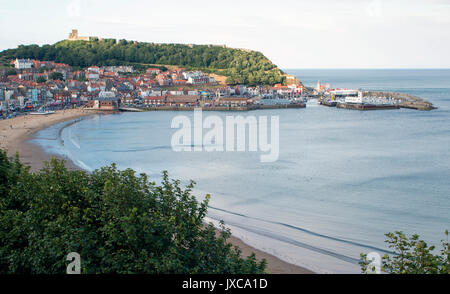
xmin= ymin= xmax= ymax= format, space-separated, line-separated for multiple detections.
xmin=49 ymin=72 xmax=64 ymax=81
xmin=36 ymin=76 xmax=46 ymax=83
xmin=0 ymin=39 xmax=285 ymax=86
xmin=0 ymin=150 xmax=266 ymax=274
xmin=360 ymin=231 xmax=449 ymax=274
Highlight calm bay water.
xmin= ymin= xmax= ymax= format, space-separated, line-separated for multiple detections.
xmin=33 ymin=69 xmax=450 ymax=273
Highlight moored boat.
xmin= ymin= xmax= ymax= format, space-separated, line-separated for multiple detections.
xmin=29 ymin=110 xmax=56 ymax=115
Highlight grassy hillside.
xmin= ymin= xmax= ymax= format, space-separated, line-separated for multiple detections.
xmin=0 ymin=39 xmax=286 ymax=86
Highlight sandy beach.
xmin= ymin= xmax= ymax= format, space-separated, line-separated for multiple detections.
xmin=0 ymin=109 xmax=314 ymax=274
xmin=0 ymin=108 xmax=96 ymax=171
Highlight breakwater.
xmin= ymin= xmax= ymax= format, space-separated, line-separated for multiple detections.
xmin=119 ymin=104 xmax=306 ymax=112
xmin=366 ymin=91 xmax=436 ymax=111
xmin=318 ymin=91 xmax=436 ymax=111
xmin=336 ymin=103 xmax=400 ymax=111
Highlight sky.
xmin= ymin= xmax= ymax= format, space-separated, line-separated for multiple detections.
xmin=0 ymin=0 xmax=449 ymax=68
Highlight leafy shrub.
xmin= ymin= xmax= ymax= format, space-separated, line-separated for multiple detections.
xmin=360 ymin=231 xmax=449 ymax=274
xmin=0 ymin=150 xmax=266 ymax=274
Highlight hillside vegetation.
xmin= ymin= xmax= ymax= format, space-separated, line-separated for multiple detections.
xmin=0 ymin=151 xmax=267 ymax=274
xmin=0 ymin=39 xmax=285 ymax=86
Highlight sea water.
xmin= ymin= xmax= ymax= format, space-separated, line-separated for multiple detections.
xmin=33 ymin=69 xmax=450 ymax=273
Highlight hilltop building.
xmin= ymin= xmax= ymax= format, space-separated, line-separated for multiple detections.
xmin=68 ymin=29 xmax=98 ymax=41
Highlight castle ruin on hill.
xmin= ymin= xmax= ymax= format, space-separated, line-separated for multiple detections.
xmin=67 ymin=29 xmax=98 ymax=41
xmin=66 ymin=30 xmax=254 ymax=53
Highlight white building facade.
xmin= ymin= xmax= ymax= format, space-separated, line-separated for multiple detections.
xmin=14 ymin=59 xmax=33 ymax=69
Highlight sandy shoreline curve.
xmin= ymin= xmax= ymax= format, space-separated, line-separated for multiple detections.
xmin=0 ymin=108 xmax=314 ymax=274
xmin=0 ymin=108 xmax=96 ymax=171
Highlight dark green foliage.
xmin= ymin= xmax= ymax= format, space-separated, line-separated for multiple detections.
xmin=0 ymin=150 xmax=266 ymax=274
xmin=49 ymin=72 xmax=64 ymax=81
xmin=6 ymin=69 xmax=17 ymax=76
xmin=0 ymin=40 xmax=284 ymax=86
xmin=36 ymin=76 xmax=46 ymax=83
xmin=39 ymin=66 xmax=50 ymax=73
xmin=360 ymin=231 xmax=449 ymax=274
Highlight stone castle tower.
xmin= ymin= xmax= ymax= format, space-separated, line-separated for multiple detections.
xmin=68 ymin=29 xmax=96 ymax=41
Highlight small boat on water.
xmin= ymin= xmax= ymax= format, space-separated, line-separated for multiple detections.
xmin=29 ymin=110 xmax=56 ymax=115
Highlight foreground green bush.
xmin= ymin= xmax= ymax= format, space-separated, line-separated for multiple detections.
xmin=0 ymin=150 xmax=266 ymax=274
xmin=360 ymin=231 xmax=449 ymax=274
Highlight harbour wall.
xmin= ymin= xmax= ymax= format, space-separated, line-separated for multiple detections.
xmin=118 ymin=104 xmax=306 ymax=112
